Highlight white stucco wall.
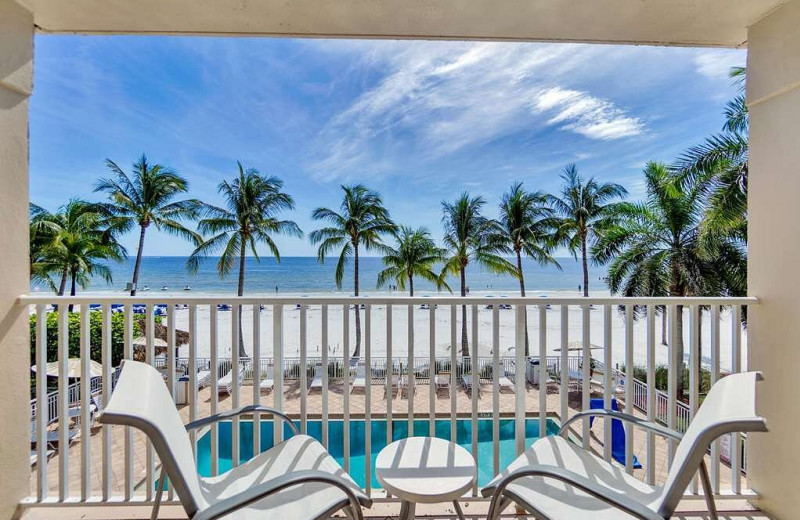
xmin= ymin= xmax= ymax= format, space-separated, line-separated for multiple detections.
xmin=0 ymin=0 xmax=33 ymax=517
xmin=747 ymin=1 xmax=800 ymax=518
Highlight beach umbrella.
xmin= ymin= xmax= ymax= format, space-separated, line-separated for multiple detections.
xmin=132 ymin=336 xmax=169 ymax=348
xmin=31 ymin=358 xmax=103 ymax=379
xmin=554 ymin=340 xmax=604 ymax=352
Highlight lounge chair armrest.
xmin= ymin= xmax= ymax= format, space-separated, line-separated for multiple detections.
xmin=483 ymin=465 xmax=662 ymax=520
xmin=558 ymin=409 xmax=683 ymax=441
xmin=185 ymin=405 xmax=299 ymax=436
xmin=193 ymin=469 xmax=369 ymax=520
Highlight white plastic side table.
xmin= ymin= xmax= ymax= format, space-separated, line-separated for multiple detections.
xmin=375 ymin=436 xmax=477 ymax=520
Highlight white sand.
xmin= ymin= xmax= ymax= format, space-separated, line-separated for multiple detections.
xmin=168 ymin=290 xmax=746 ymax=373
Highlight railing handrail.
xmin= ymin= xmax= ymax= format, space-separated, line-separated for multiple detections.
xmin=17 ymin=294 xmax=759 ymax=306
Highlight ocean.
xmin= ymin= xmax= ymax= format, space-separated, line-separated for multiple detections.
xmin=37 ymin=256 xmax=610 ymax=295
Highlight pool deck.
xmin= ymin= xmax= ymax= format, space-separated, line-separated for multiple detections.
xmin=29 ymin=378 xmax=743 ymax=516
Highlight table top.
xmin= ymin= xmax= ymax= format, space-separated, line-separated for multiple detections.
xmin=375 ymin=437 xmax=477 ymax=503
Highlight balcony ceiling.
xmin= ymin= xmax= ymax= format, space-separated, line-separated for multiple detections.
xmin=17 ymin=0 xmax=786 ymax=47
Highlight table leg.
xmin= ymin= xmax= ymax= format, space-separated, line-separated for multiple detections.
xmin=453 ymin=500 xmax=467 ymax=520
xmin=399 ymin=500 xmax=416 ymax=520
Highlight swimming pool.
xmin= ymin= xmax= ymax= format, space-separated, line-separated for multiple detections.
xmin=197 ymin=417 xmax=560 ymax=487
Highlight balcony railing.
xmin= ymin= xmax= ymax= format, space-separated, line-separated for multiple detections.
xmin=19 ymin=294 xmax=755 ymax=509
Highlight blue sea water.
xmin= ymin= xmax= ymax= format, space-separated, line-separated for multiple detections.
xmin=48 ymin=256 xmax=608 ymax=294
xmin=197 ymin=418 xmax=561 ymax=488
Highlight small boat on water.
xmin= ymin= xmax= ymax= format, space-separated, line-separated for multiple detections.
xmin=161 ymin=285 xmax=168 ymax=291
xmin=184 ymin=285 xmax=191 ymax=291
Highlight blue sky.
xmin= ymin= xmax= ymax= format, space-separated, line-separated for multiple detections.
xmin=30 ymin=36 xmax=745 ymax=257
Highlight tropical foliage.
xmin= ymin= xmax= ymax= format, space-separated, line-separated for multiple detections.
xmin=377 ymin=226 xmax=449 ymax=296
xmin=439 ymin=193 xmax=516 ymax=355
xmin=188 ymin=162 xmax=301 ymax=357
xmin=96 ymin=154 xmax=201 ymax=295
xmin=548 ymin=164 xmax=627 ymax=297
xmin=310 ymin=184 xmax=397 ymax=357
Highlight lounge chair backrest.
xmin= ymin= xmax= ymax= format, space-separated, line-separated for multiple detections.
xmin=656 ymin=371 xmax=767 ymax=518
xmin=99 ymin=361 xmax=207 ymax=516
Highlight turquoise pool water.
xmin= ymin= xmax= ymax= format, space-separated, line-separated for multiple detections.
xmin=197 ymin=417 xmax=560 ymax=487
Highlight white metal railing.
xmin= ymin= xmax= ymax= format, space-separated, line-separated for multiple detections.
xmin=19 ymin=294 xmax=755 ymax=507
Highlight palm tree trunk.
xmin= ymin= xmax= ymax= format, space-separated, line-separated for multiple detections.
xmin=237 ymin=249 xmax=247 ymax=359
xmin=68 ymin=269 xmax=77 ymax=312
xmin=130 ymin=224 xmax=147 ymax=296
xmin=517 ymin=250 xmax=529 ymax=356
xmin=353 ymin=244 xmax=361 ymax=358
xmin=409 ymin=273 xmax=414 ymax=297
xmin=57 ymin=267 xmax=68 ymax=296
xmin=460 ymin=266 xmax=468 ymax=357
xmin=581 ymin=232 xmax=589 ymax=297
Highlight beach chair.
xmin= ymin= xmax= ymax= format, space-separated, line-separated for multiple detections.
xmin=218 ymin=363 xmax=245 ymax=396
xmin=30 ymin=420 xmax=78 ymax=451
xmin=494 ymin=371 xmax=515 ymax=393
xmin=435 ymin=371 xmax=451 ymax=392
xmin=309 ymin=363 xmax=324 ymax=392
xmin=259 ymin=364 xmax=275 ymax=393
xmin=482 ymin=372 xmax=768 ymax=520
xmin=399 ymin=374 xmax=416 ymax=398
xmin=460 ymin=373 xmax=480 ymax=397
xmin=99 ymin=361 xmax=370 ymax=520
xmin=351 ymin=363 xmax=366 ymax=393
xmin=195 ymin=369 xmax=212 ymax=389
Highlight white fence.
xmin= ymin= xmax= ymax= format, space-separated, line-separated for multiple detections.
xmin=21 ymin=295 xmax=754 ymax=505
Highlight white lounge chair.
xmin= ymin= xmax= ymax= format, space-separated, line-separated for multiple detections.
xmin=99 ymin=361 xmax=370 ymax=520
xmin=218 ymin=364 xmax=245 ymax=396
xmin=482 ymin=371 xmax=768 ymax=520
xmin=195 ymin=369 xmax=212 ymax=389
xmin=494 ymin=372 xmax=515 ymax=393
xmin=310 ymin=363 xmax=324 ymax=391
xmin=351 ymin=363 xmax=366 ymax=393
xmin=435 ymin=371 xmax=452 ymax=391
xmin=259 ymin=365 xmax=275 ymax=393
xmin=460 ymin=373 xmax=480 ymax=396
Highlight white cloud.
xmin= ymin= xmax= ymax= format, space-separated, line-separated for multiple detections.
xmin=309 ymin=41 xmax=644 ymax=181
xmin=694 ymin=49 xmax=746 ymax=80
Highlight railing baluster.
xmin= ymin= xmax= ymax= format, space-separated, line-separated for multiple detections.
xmin=210 ymin=305 xmax=219 ymax=476
xmin=80 ymin=305 xmax=91 ymax=501
xmin=581 ymin=305 xmax=591 ymax=450
xmin=57 ymin=306 xmax=69 ymax=501
xmin=165 ymin=303 xmax=176 ymax=501
xmin=300 ymin=303 xmax=308 ymax=434
xmin=538 ymin=305 xmax=547 ymax=438
xmin=667 ymin=304 xmax=679 ymax=464
xmin=365 ymin=304 xmax=372 ymax=498
xmin=624 ymin=304 xmax=634 ymax=474
xmin=429 ymin=304 xmax=436 ymax=437
xmin=35 ymin=304 xmax=47 ymax=502
xmin=646 ymin=304 xmax=656 ymax=485
xmin=514 ymin=304 xmax=525 ymax=456
xmin=189 ymin=304 xmax=199 ymax=458
xmin=123 ymin=304 xmax=134 ymax=499
xmin=710 ymin=305 xmax=721 ymax=493
xmin=252 ymin=304 xmax=261 ymax=456
xmin=272 ymin=304 xmax=284 ymax=447
xmin=342 ymin=304 xmax=350 ymax=473
xmin=689 ymin=305 xmax=700 ymax=492
xmin=560 ymin=305 xmax=569 ymax=428
xmin=450 ymin=305 xmax=457 ymax=443
xmin=102 ymin=303 xmax=112 ymax=501
xmin=386 ymin=304 xmax=393 ymax=447
xmin=471 ymin=304 xmax=479 ymax=495
xmin=321 ymin=305 xmax=329 ymax=449
xmin=731 ymin=304 xmax=742 ymax=493
xmin=603 ymin=305 xmax=613 ymax=462
xmin=144 ymin=304 xmax=154 ymax=501
xmin=231 ymin=303 xmax=240 ymax=467
xmin=407 ymin=304 xmax=414 ymax=436
xmin=492 ymin=305 xmax=500 ymax=477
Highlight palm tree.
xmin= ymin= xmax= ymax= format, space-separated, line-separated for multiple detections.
xmin=188 ymin=162 xmax=302 ymax=358
xmin=30 ymin=199 xmax=126 ymax=299
xmin=549 ymin=164 xmax=627 ymax=297
xmin=377 ymin=226 xmax=449 ymax=296
xmin=593 ymin=163 xmax=742 ymax=399
xmin=495 ymin=182 xmax=560 ymax=355
xmin=310 ymin=185 xmax=396 ymax=358
xmin=95 ymin=154 xmax=201 ymax=296
xmin=440 ymin=193 xmax=516 ymax=356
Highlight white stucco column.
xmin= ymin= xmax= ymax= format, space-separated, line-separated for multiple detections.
xmin=0 ymin=0 xmax=33 ymax=516
xmin=747 ymin=1 xmax=800 ymax=518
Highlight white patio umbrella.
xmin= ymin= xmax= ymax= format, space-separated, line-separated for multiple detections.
xmin=31 ymin=358 xmax=103 ymax=379
xmin=132 ymin=337 xmax=168 ymax=348
xmin=554 ymin=340 xmax=604 ymax=352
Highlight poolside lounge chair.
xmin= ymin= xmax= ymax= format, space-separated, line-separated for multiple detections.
xmin=460 ymin=373 xmax=480 ymax=397
xmin=493 ymin=371 xmax=515 ymax=393
xmin=30 ymin=421 xmax=78 ymax=450
xmin=195 ymin=369 xmax=212 ymax=389
xmin=435 ymin=371 xmax=451 ymax=391
xmin=309 ymin=363 xmax=324 ymax=391
xmin=218 ymin=364 xmax=245 ymax=396
xmin=259 ymin=365 xmax=275 ymax=393
xmin=482 ymin=371 xmax=768 ymax=520
xmin=351 ymin=363 xmax=366 ymax=393
xmin=99 ymin=361 xmax=370 ymax=520
xmin=399 ymin=374 xmax=416 ymax=398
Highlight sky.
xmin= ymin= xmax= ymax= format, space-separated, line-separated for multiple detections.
xmin=29 ymin=36 xmax=745 ymax=257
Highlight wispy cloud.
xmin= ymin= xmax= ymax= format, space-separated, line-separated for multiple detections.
xmin=309 ymin=42 xmax=645 ymax=181
xmin=694 ymin=49 xmax=746 ymax=80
